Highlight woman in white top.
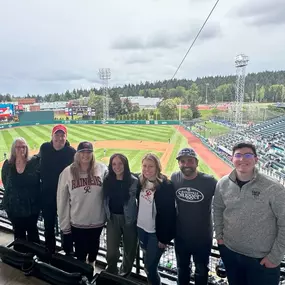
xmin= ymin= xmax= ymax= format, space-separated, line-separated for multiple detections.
xmin=57 ymin=141 xmax=107 ymax=264
xmin=137 ymin=153 xmax=176 ymax=285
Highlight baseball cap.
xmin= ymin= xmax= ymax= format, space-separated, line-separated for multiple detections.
xmin=176 ymin=148 xmax=198 ymax=160
xmin=77 ymin=141 xmax=93 ymax=153
xmin=52 ymin=124 xmax=67 ymax=135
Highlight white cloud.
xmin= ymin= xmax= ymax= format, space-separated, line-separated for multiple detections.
xmin=0 ymin=0 xmax=284 ymax=96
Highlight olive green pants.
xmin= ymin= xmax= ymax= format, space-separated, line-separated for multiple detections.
xmin=105 ymin=214 xmax=138 ymax=276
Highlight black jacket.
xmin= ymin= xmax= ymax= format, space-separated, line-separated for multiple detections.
xmin=1 ymin=156 xmax=41 ymax=218
xmin=137 ymin=176 xmax=176 ymax=244
xmin=39 ymin=140 xmax=76 ymax=207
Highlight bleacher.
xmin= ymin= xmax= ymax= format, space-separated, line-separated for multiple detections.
xmin=0 ymin=188 xmax=228 ymax=285
xmin=250 ymin=115 xmax=285 ymax=135
xmin=213 ymin=115 xmax=285 ymax=183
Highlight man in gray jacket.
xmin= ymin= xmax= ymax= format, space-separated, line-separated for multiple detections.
xmin=213 ymin=142 xmax=285 ymax=285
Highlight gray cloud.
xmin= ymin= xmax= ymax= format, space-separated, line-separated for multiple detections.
xmin=123 ymin=50 xmax=166 ymax=65
xmin=0 ymin=68 xmax=103 ymax=86
xmin=32 ymin=71 xmax=84 ymax=82
xmin=0 ymin=0 xmax=285 ymax=96
xmin=111 ymin=37 xmax=145 ymax=50
xmin=236 ymin=0 xmax=285 ymax=26
xmin=177 ymin=23 xmax=222 ymax=43
xmin=111 ymin=22 xmax=221 ymax=50
xmin=125 ymin=57 xmax=152 ymax=65
xmin=147 ymin=32 xmax=178 ymax=49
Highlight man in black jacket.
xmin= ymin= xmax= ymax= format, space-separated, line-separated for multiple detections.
xmin=39 ymin=124 xmax=76 ymax=253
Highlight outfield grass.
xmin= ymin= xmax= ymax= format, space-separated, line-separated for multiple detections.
xmin=0 ymin=125 xmax=217 ymax=177
xmin=0 ymin=125 xmax=174 ymax=154
xmin=96 ymin=148 xmax=162 ymax=175
xmin=193 ymin=121 xmax=230 ymax=138
xmin=199 ymin=109 xmax=214 ymax=120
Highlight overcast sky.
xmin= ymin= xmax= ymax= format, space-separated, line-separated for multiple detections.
xmin=0 ymin=0 xmax=284 ymax=96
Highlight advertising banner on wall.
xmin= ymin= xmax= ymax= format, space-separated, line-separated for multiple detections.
xmin=0 ymin=103 xmax=15 ymax=118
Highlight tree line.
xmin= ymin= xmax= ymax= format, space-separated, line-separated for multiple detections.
xmin=1 ymin=70 xmax=285 ymax=120
xmin=1 ymin=70 xmax=284 ymax=104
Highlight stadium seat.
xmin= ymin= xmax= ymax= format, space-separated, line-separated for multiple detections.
xmin=92 ymin=271 xmax=143 ymax=285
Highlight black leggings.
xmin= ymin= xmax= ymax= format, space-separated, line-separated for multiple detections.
xmin=71 ymin=226 xmax=103 ymax=263
xmin=10 ymin=214 xmax=40 ymax=246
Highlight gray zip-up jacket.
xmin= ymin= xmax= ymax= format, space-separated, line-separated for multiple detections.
xmin=104 ymin=175 xmax=138 ymax=225
xmin=213 ymin=168 xmax=285 ymax=265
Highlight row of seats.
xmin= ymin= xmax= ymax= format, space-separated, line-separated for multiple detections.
xmin=212 ymin=116 xmax=285 ymax=180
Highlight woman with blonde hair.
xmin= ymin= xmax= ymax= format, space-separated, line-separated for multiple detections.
xmin=1 ymin=137 xmax=41 ymax=245
xmin=137 ymin=153 xmax=176 ymax=285
xmin=57 ymin=141 xmax=107 ymax=264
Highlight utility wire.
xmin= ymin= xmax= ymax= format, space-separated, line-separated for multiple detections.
xmin=171 ymin=0 xmax=221 ymax=80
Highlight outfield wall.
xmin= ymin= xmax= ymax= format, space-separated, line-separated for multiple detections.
xmin=0 ymin=120 xmax=180 ymax=130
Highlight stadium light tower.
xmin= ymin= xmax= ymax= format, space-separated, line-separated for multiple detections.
xmin=205 ymin=83 xmax=209 ymax=104
xmin=234 ymin=54 xmax=249 ymax=128
xmin=98 ymin=68 xmax=111 ymax=120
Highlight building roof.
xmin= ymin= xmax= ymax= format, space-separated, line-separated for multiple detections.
xmin=121 ymin=96 xmax=161 ymax=107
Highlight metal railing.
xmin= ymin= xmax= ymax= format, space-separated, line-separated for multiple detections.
xmin=1 ymin=188 xmax=285 ymax=285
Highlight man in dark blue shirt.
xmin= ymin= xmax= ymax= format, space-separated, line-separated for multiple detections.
xmin=171 ymin=148 xmax=217 ymax=285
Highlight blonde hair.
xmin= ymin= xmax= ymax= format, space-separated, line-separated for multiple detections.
xmin=8 ymin=137 xmax=30 ymax=165
xmin=140 ymin=153 xmax=163 ymax=189
xmin=70 ymin=152 xmax=95 ymax=181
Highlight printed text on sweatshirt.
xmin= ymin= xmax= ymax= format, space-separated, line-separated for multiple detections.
xmin=71 ymin=176 xmax=102 ymax=190
xmin=57 ymin=162 xmax=108 ymax=234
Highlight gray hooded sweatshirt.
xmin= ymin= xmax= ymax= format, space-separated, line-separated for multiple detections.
xmin=213 ymin=168 xmax=285 ymax=265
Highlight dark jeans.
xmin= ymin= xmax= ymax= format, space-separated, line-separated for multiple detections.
xmin=42 ymin=205 xmax=57 ymax=253
xmin=10 ymin=214 xmax=40 ymax=249
xmin=138 ymin=227 xmax=164 ymax=285
xmin=106 ymin=214 xmax=138 ymax=276
xmin=174 ymin=237 xmax=211 ymax=285
xmin=219 ymin=244 xmax=280 ymax=285
xmin=71 ymin=226 xmax=103 ymax=263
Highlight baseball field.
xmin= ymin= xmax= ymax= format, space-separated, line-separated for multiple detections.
xmin=0 ymin=124 xmax=232 ymax=181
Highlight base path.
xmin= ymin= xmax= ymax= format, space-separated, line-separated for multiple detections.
xmin=175 ymin=126 xmax=232 ymax=178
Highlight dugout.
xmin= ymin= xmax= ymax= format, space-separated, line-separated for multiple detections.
xmin=19 ymin=111 xmax=54 ymax=123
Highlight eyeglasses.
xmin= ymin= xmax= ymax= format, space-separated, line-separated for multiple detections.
xmin=233 ymin=153 xmax=256 ymax=159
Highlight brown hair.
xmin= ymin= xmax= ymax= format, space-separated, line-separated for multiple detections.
xmin=232 ymin=142 xmax=257 ymax=156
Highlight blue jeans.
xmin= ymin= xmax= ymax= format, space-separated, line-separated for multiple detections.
xmin=137 ymin=227 xmax=164 ymax=285
xmin=175 ymin=236 xmax=211 ymax=285
xmin=218 ymin=244 xmax=280 ymax=285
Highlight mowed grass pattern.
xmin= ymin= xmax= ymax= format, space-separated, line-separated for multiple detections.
xmin=0 ymin=125 xmax=216 ymax=177
xmin=193 ymin=122 xmax=230 ymax=138
xmin=96 ymin=149 xmax=162 ymax=175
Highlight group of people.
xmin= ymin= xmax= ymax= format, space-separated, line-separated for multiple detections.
xmin=1 ymin=124 xmax=285 ymax=285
